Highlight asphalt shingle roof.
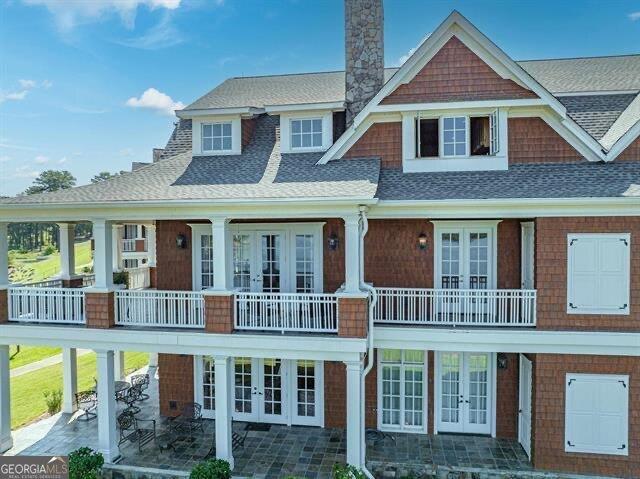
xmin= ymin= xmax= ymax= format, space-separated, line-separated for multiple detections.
xmin=558 ymin=93 xmax=638 ymax=140
xmin=376 ymin=162 xmax=640 ymax=201
xmin=0 ymin=115 xmax=379 ymax=205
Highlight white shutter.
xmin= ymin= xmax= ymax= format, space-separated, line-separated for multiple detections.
xmin=567 ymin=233 xmax=630 ymax=314
xmin=489 ymin=109 xmax=499 ymax=155
xmin=565 ymin=373 xmax=628 ymax=455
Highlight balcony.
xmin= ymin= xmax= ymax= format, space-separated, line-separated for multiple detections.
xmin=115 ymin=289 xmax=204 ymax=329
xmin=8 ymin=287 xmax=86 ymax=325
xmin=373 ymin=288 xmax=536 ymax=327
xmin=121 ymin=238 xmax=147 ymax=253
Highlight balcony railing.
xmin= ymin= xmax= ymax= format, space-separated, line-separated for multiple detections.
xmin=235 ymin=292 xmax=339 ymax=334
xmin=115 ymin=290 xmax=204 ymax=328
xmin=373 ymin=288 xmax=536 ymax=327
xmin=122 ymin=239 xmax=136 ymax=252
xmin=17 ymin=278 xmax=64 ymax=288
xmin=8 ymin=287 xmax=85 ymax=324
xmin=126 ymin=267 xmax=150 ymax=290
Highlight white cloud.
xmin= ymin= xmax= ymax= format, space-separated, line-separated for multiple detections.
xmin=42 ymin=79 xmax=53 ymax=89
xmin=0 ymin=156 xmax=10 ymax=163
xmin=0 ymin=79 xmax=53 ymax=104
xmin=126 ymin=88 xmax=184 ymax=116
xmin=12 ymin=165 xmax=40 ymax=179
xmin=2 ymin=91 xmax=29 ymax=102
xmin=34 ymin=155 xmax=50 ymax=164
xmin=397 ymin=34 xmax=431 ymax=66
xmin=114 ymin=12 xmax=184 ymax=50
xmin=19 ymin=79 xmax=37 ymax=89
xmin=58 ymin=157 xmax=68 ymax=164
xmin=22 ymin=0 xmax=181 ymax=30
xmin=629 ymin=12 xmax=640 ymax=21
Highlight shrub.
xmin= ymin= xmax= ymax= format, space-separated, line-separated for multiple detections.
xmin=112 ymin=271 xmax=128 ymax=285
xmin=43 ymin=389 xmax=62 ymax=415
xmin=333 ymin=463 xmax=366 ymax=479
xmin=189 ymin=459 xmax=231 ymax=479
xmin=68 ymin=447 xmax=104 ymax=479
xmin=81 ymin=266 xmax=92 ymax=273
xmin=42 ymin=245 xmax=56 ymax=256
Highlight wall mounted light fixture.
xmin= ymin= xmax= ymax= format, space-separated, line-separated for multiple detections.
xmin=176 ymin=234 xmax=187 ymax=249
xmin=418 ymin=233 xmax=428 ymax=250
xmin=328 ymin=233 xmax=339 ymax=251
xmin=497 ymin=353 xmax=508 ymax=369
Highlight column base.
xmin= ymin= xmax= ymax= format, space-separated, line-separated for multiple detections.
xmin=0 ymin=435 xmax=13 ymax=453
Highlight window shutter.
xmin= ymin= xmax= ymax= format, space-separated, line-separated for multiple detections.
xmin=567 ymin=234 xmax=630 ymax=314
xmin=565 ymin=374 xmax=628 ymax=455
xmin=489 ymin=109 xmax=500 ymax=155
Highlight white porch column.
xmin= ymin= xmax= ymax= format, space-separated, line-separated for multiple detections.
xmin=114 ymin=350 xmax=125 ymax=381
xmin=210 ymin=216 xmax=229 ymax=291
xmin=62 ymin=348 xmax=78 ymax=414
xmin=345 ymin=359 xmax=364 ymax=468
xmin=146 ymin=224 xmax=156 ymax=267
xmin=96 ymin=350 xmax=119 ymax=462
xmin=148 ymin=352 xmax=158 ymax=368
xmin=214 ymin=355 xmax=234 ymax=469
xmin=0 ymin=345 xmax=12 ymax=453
xmin=58 ymin=223 xmax=76 ymax=280
xmin=343 ymin=215 xmax=362 ymax=294
xmin=112 ymin=225 xmax=123 ymax=272
xmin=93 ymin=220 xmax=114 ymax=290
xmin=0 ymin=222 xmax=9 ymax=287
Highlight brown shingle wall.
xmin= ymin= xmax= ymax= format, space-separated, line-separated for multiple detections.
xmin=536 ymin=216 xmax=640 ymax=331
xmin=135 ymin=239 xmax=146 ymax=252
xmin=498 ymin=220 xmax=522 ymax=289
xmin=85 ymin=292 xmax=115 ymax=329
xmin=496 ymin=353 xmax=519 ymax=439
xmin=155 ymin=220 xmax=195 ymax=291
xmin=509 ymin=118 xmax=584 ymax=164
xmin=158 ymin=353 xmax=194 ymax=417
xmin=204 ymin=294 xmax=234 ymax=334
xmin=617 ymin=135 xmax=640 ymax=161
xmin=382 ymin=36 xmax=537 ymax=105
xmin=241 ymin=118 xmax=256 ymax=149
xmin=532 ymin=354 xmax=640 ymax=477
xmin=337 ymin=297 xmax=368 ymax=338
xmin=0 ymin=290 xmax=7 ymax=323
xmin=343 ymin=122 xmax=402 ymax=169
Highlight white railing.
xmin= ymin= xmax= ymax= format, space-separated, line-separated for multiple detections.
xmin=8 ymin=287 xmax=85 ymax=324
xmin=122 ymin=239 xmax=136 ymax=252
xmin=235 ymin=292 xmax=339 ymax=333
xmin=82 ymin=274 xmax=95 ymax=287
xmin=373 ymin=288 xmax=537 ymax=326
xmin=126 ymin=267 xmax=150 ymax=290
xmin=15 ymin=278 xmax=64 ymax=288
xmin=115 ymin=290 xmax=204 ymax=328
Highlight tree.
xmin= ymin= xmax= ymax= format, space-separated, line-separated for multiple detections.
xmin=24 ymin=170 xmax=76 ymax=195
xmin=91 ymin=171 xmax=120 ymax=183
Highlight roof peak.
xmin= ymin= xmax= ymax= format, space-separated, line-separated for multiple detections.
xmin=518 ymin=53 xmax=640 ymax=63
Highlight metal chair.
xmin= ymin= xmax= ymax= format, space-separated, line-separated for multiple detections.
xmin=123 ymin=384 xmax=143 ymax=415
xmin=169 ymin=402 xmax=204 ymax=437
xmin=117 ymin=410 xmax=156 ymax=452
xmin=130 ymin=374 xmax=150 ymax=401
xmin=75 ymin=390 xmax=97 ymax=421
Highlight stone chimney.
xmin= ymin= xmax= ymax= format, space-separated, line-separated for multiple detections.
xmin=345 ymin=0 xmax=384 ymax=126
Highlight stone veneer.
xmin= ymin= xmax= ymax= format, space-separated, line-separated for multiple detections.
xmin=344 ymin=0 xmax=384 ymax=126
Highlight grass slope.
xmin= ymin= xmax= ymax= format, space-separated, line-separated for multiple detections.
xmin=9 ymin=240 xmax=93 ymax=284
xmin=9 ymin=345 xmax=62 ymax=370
xmin=11 ymin=351 xmax=148 ymax=429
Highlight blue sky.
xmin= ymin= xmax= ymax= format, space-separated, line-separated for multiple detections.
xmin=0 ymin=0 xmax=638 ymax=196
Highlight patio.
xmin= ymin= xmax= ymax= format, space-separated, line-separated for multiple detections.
xmin=8 ymin=366 xmax=532 ymax=478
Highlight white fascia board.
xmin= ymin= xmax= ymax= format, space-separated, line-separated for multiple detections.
xmin=607 ymin=120 xmax=640 ymax=160
xmin=0 ymin=200 xmax=375 ymax=223
xmin=372 ymin=98 xmax=548 ymax=113
xmin=374 ymin=326 xmax=640 ymax=357
xmin=0 ymin=324 xmax=366 ymax=361
xmin=553 ymin=90 xmax=640 ymax=97
xmin=370 ymin=197 xmax=640 ymax=219
xmin=177 ymin=107 xmax=264 ymax=118
xmin=264 ymin=101 xmax=345 ymax=113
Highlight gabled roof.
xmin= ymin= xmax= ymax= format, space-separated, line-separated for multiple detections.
xmin=558 ymin=93 xmax=638 ymax=140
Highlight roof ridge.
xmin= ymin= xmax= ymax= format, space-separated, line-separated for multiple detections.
xmin=229 ymin=67 xmax=399 ymax=80
xmin=517 ymin=53 xmax=640 ymax=63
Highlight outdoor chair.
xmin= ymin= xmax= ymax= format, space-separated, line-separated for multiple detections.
xmin=75 ymin=390 xmax=97 ymax=421
xmin=117 ymin=410 xmax=156 ymax=452
xmin=130 ymin=373 xmax=150 ymax=401
xmin=123 ymin=384 xmax=143 ymax=415
xmin=169 ymin=402 xmax=204 ymax=437
xmin=204 ymin=429 xmax=248 ymax=459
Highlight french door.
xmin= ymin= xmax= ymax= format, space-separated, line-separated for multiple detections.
xmin=196 ymin=356 xmax=323 ymax=426
xmin=436 ymin=352 xmax=494 ymax=434
xmin=437 ymin=227 xmax=494 ymax=290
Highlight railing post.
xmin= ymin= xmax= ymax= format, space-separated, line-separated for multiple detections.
xmin=0 ymin=345 xmax=12 ymax=453
xmin=0 ymin=222 xmax=8 ymax=325
xmin=204 ymin=290 xmax=234 ymax=334
xmin=336 ymin=292 xmax=368 ymax=338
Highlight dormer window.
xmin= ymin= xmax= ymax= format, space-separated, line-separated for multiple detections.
xmin=202 ymin=122 xmax=232 ymax=153
xmin=442 ymin=116 xmax=467 ymax=156
xmin=291 ymin=118 xmax=323 ymax=149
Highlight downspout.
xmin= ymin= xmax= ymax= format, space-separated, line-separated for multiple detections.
xmin=358 ymin=205 xmax=377 ymax=477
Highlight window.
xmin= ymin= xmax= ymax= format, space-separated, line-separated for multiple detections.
xmin=123 ymin=258 xmax=138 ymax=269
xmin=565 ymin=373 xmax=628 ymax=455
xmin=567 ymin=233 xmax=630 ymax=314
xmin=291 ymin=118 xmax=323 ymax=149
xmin=202 ymin=122 xmax=232 ymax=152
xmin=414 ymin=111 xmax=500 ymax=159
xmin=295 ymin=234 xmax=315 ymax=292
xmin=379 ymin=349 xmax=426 ymax=432
xmin=200 ymin=234 xmax=214 ymax=289
xmin=124 ymin=225 xmax=137 ymax=239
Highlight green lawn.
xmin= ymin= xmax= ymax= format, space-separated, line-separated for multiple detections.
xmin=9 ymin=345 xmax=62 ymax=370
xmin=11 ymin=351 xmax=149 ymax=429
xmin=9 ymin=240 xmax=93 ymax=284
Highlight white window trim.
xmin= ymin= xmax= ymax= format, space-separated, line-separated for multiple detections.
xmin=566 ymin=233 xmax=630 ymax=315
xmin=192 ymin=116 xmax=241 ymax=156
xmin=440 ymin=115 xmax=469 ymax=158
xmin=279 ymin=111 xmax=333 ymax=153
xmin=402 ymin=108 xmax=508 ymax=173
xmin=201 ymin=121 xmax=233 ymax=154
xmin=564 ymin=373 xmax=629 ymax=456
xmin=377 ymin=349 xmax=428 ymax=434
xmin=290 ymin=118 xmax=324 ymax=150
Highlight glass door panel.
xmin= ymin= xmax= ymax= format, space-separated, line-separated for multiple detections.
xmin=259 ymin=234 xmax=282 ymax=293
xmin=468 ymin=233 xmax=489 ymax=290
xmin=232 ymin=234 xmax=252 ymax=292
xmin=439 ymin=352 xmax=463 ymax=432
xmin=200 ymin=234 xmax=214 ymax=290
xmin=202 ymin=356 xmax=215 ymax=419
xmin=259 ymin=358 xmax=287 ymax=424
xmin=233 ymin=357 xmax=256 ymax=421
xmin=463 ymin=353 xmax=491 ymax=434
xmin=440 ymin=232 xmax=461 ymax=289
xmin=292 ymin=360 xmax=322 ymax=426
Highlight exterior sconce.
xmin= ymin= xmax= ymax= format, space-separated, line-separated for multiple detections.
xmin=176 ymin=234 xmax=187 ymax=249
xmin=328 ymin=233 xmax=339 ymax=251
xmin=418 ymin=233 xmax=428 ymax=250
xmin=497 ymin=353 xmax=508 ymax=369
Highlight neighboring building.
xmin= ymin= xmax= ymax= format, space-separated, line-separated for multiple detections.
xmin=1 ymin=4 xmax=640 ymax=478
